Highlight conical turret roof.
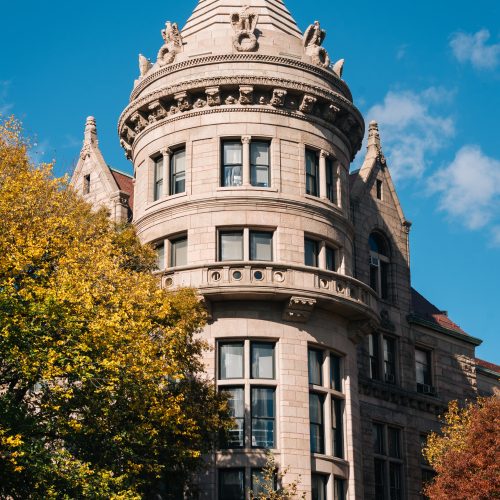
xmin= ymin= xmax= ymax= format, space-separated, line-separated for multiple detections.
xmin=182 ymin=0 xmax=302 ymax=39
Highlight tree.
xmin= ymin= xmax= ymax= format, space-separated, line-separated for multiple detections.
xmin=0 ymin=116 xmax=231 ymax=499
xmin=423 ymin=396 xmax=500 ymax=500
xmin=250 ymin=451 xmax=306 ymax=500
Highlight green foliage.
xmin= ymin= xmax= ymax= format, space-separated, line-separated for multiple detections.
xmin=0 ymin=117 xmax=231 ymax=499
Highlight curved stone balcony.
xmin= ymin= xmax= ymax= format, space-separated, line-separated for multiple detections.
xmin=158 ymin=262 xmax=379 ymax=323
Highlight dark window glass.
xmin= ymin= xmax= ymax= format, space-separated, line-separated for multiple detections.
xmin=380 ymin=261 xmax=389 ymax=299
xmin=370 ymin=258 xmax=379 ymax=293
xmin=251 ymin=468 xmax=277 ymax=497
xmin=219 ymin=342 xmax=244 ymax=379
xmin=311 ymin=474 xmax=327 ymax=500
xmin=170 ymin=236 xmax=187 ymax=267
xmin=326 ymin=157 xmax=336 ymax=203
xmin=154 ymin=156 xmax=163 ymax=201
xmin=306 ymin=149 xmax=319 ymax=196
xmin=416 ymin=349 xmax=432 ymax=388
xmin=374 ymin=459 xmax=386 ymax=500
xmin=84 ymin=174 xmax=91 ymax=194
xmin=369 ymin=233 xmax=389 ymax=257
xmin=334 ymin=478 xmax=346 ymax=500
xmin=222 ymin=387 xmax=244 ymax=448
xmin=222 ymin=141 xmax=243 ymax=187
xmin=170 ymin=148 xmax=186 ymax=195
xmin=373 ymin=423 xmax=385 ymax=455
xmin=250 ymin=231 xmax=273 ymax=261
xmin=369 ymin=334 xmax=380 ymax=380
xmin=219 ymin=469 xmax=245 ymax=500
xmin=383 ymin=337 xmax=396 ymax=383
xmin=251 ymin=342 xmax=275 ymax=379
xmin=389 ymin=462 xmax=403 ymax=500
xmin=219 ymin=231 xmax=243 ymax=261
xmin=332 ymin=398 xmax=344 ymax=458
xmin=309 ymin=393 xmax=324 ymax=454
xmin=330 ymin=354 xmax=342 ymax=392
xmin=376 ymin=179 xmax=383 ymax=200
xmin=251 ymin=141 xmax=270 ymax=187
xmin=305 ymin=238 xmax=319 ymax=267
xmin=326 ymin=246 xmax=336 ymax=272
xmin=388 ymin=427 xmax=401 ymax=458
xmin=308 ymin=349 xmax=323 ymax=386
xmin=251 ymin=387 xmax=275 ymax=448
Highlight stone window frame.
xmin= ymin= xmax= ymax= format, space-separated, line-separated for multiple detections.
xmin=169 ymin=233 xmax=188 ymax=268
xmin=415 ymin=346 xmax=436 ymax=396
xmin=216 ymin=338 xmax=279 ymax=453
xmin=216 ymin=226 xmax=276 ymax=263
xmin=368 ymin=231 xmax=391 ymax=301
xmin=304 ymin=233 xmax=344 ymax=273
xmin=219 ymin=135 xmax=274 ymax=189
xmin=149 ymin=143 xmax=187 ymax=203
xmin=83 ymin=173 xmax=91 ymax=195
xmin=153 ymin=231 xmax=188 ymax=271
xmin=367 ymin=332 xmax=400 ymax=385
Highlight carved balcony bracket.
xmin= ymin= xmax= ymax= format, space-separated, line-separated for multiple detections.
xmin=283 ymin=296 xmax=317 ymax=323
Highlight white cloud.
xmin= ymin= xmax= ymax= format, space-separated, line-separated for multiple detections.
xmin=428 ymin=146 xmax=500 ymax=233
xmin=366 ymin=87 xmax=455 ymax=179
xmin=450 ymin=29 xmax=500 ymax=70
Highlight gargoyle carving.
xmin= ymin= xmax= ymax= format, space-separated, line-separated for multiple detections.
xmin=270 ymin=89 xmax=287 ymax=108
xmin=157 ymin=21 xmax=183 ymax=67
xmin=205 ymin=87 xmax=221 ymax=106
xmin=303 ymin=21 xmax=331 ymax=69
xmin=230 ymin=6 xmax=259 ymax=52
xmin=239 ymin=85 xmax=254 ymax=105
xmin=299 ymin=94 xmax=317 ymax=114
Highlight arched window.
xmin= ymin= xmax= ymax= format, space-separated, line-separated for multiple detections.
xmin=369 ymin=232 xmax=390 ymax=299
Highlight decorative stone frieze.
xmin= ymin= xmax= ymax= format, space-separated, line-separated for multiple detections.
xmin=239 ymin=85 xmax=254 ymax=105
xmin=282 ymin=296 xmax=317 ymax=323
xmin=147 ymin=100 xmax=167 ymax=123
xmin=303 ymin=21 xmax=331 ymax=69
xmin=299 ymin=94 xmax=317 ymax=114
xmin=230 ymin=7 xmax=259 ymax=52
xmin=270 ymin=88 xmax=287 ymax=107
xmin=174 ymin=92 xmax=192 ymax=111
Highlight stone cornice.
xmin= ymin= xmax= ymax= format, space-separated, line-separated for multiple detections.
xmin=130 ymin=53 xmax=352 ymax=102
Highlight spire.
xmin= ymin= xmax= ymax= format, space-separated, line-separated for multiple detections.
xmin=182 ymin=0 xmax=302 ymax=39
xmin=80 ymin=116 xmax=98 ymax=160
xmin=365 ymin=120 xmax=386 ymax=164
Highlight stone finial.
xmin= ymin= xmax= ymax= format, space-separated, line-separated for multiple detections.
xmin=83 ymin=116 xmax=97 ymax=145
xmin=303 ymin=21 xmax=330 ymax=68
xmin=157 ymin=21 xmax=183 ymax=67
xmin=367 ymin=121 xmax=387 ymax=165
xmin=139 ymin=54 xmax=152 ymax=78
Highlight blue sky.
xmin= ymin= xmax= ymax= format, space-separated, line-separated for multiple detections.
xmin=1 ymin=0 xmax=499 ymax=363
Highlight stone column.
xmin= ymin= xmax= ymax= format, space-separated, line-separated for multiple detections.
xmin=319 ymin=150 xmax=329 ymax=199
xmin=319 ymin=240 xmax=327 ymax=269
xmin=242 ymin=136 xmax=252 ymax=187
xmin=161 ymin=147 xmax=172 ymax=198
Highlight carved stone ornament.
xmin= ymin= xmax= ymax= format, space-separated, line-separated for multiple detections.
xmin=174 ymin=92 xmax=192 ymax=111
xmin=270 ymin=88 xmax=287 ymax=108
xmin=193 ymin=98 xmax=207 ymax=108
xmin=239 ymin=85 xmax=254 ymax=105
xmin=230 ymin=6 xmax=259 ymax=52
xmin=205 ymin=86 xmax=221 ymax=106
xmin=332 ymin=58 xmax=345 ymax=78
xmin=299 ymin=94 xmax=317 ymax=114
xmin=347 ymin=319 xmax=378 ymax=344
xmin=138 ymin=54 xmax=152 ymax=78
xmin=130 ymin=111 xmax=147 ymax=133
xmin=120 ymin=139 xmax=132 ymax=160
xmin=282 ymin=296 xmax=317 ymax=323
xmin=225 ymin=95 xmax=238 ymax=105
xmin=157 ymin=21 xmax=183 ymax=67
xmin=80 ymin=143 xmax=92 ymax=161
xmin=303 ymin=21 xmax=331 ymax=69
xmin=147 ymin=100 xmax=167 ymax=122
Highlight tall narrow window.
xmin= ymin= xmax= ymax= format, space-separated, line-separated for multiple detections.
xmin=305 ymin=149 xmax=319 ymax=196
xmin=155 ymin=243 xmax=165 ymax=271
xmin=251 ymin=342 xmax=275 ymax=379
xmin=219 ymin=469 xmax=245 ymax=500
xmin=369 ymin=232 xmax=390 ymax=299
xmin=308 ymin=349 xmax=323 ymax=386
xmin=251 ymin=141 xmax=270 ymax=187
xmin=326 ymin=246 xmax=336 ymax=272
xmin=374 ymin=459 xmax=386 ymax=499
xmin=83 ymin=174 xmax=91 ymax=194
xmin=170 ymin=236 xmax=187 ymax=267
xmin=223 ymin=388 xmax=244 ymax=448
xmin=154 ymin=156 xmax=163 ymax=201
xmin=219 ymin=342 xmax=244 ymax=379
xmin=376 ymin=179 xmax=383 ymax=200
xmin=311 ymin=474 xmax=327 ymax=500
xmin=389 ymin=463 xmax=403 ymax=500
xmin=219 ymin=231 xmax=244 ymax=261
xmin=309 ymin=393 xmax=324 ymax=454
xmin=305 ymin=238 xmax=319 ymax=267
xmin=334 ymin=479 xmax=346 ymax=500
xmin=332 ymin=398 xmax=344 ymax=458
xmin=369 ymin=333 xmax=380 ymax=380
xmin=251 ymin=387 xmax=275 ymax=448
xmin=170 ymin=148 xmax=186 ymax=195
xmin=222 ymin=141 xmax=243 ymax=187
xmin=383 ymin=337 xmax=396 ymax=384
xmin=326 ymin=157 xmax=336 ymax=203
xmin=330 ymin=354 xmax=342 ymax=392
xmin=416 ymin=349 xmax=433 ymax=393
xmin=250 ymin=231 xmax=273 ymax=261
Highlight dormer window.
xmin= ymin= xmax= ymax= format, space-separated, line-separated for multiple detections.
xmin=369 ymin=232 xmax=390 ymax=300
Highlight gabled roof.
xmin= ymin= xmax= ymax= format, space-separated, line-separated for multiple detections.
xmin=110 ymin=168 xmax=134 ymax=210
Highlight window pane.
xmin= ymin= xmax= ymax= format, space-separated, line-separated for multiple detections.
xmin=224 ymin=141 xmax=243 ymax=164
xmin=416 ymin=349 xmax=431 ymax=386
xmin=381 ymin=261 xmax=389 ymax=299
xmin=171 ymin=237 xmax=187 ymax=267
xmin=332 ymin=398 xmax=344 ymax=458
xmin=309 ymin=393 xmax=324 ymax=454
xmin=251 ymin=388 xmax=275 ymax=448
xmin=311 ymin=474 xmax=327 ymax=500
xmin=154 ymin=157 xmax=163 ymax=201
xmin=389 ymin=463 xmax=403 ymax=500
xmin=326 ymin=247 xmax=336 ymax=271
xmin=308 ymin=349 xmax=323 ymax=386
xmin=250 ymin=231 xmax=273 ymax=261
xmin=334 ymin=479 xmax=346 ymax=500
xmin=251 ymin=342 xmax=275 ymax=379
xmin=384 ymin=337 xmax=396 ymax=383
xmin=369 ymin=334 xmax=380 ymax=380
xmin=374 ymin=459 xmax=386 ymax=499
xmin=373 ymin=423 xmax=385 ymax=455
xmin=170 ymin=149 xmax=186 ymax=195
xmin=155 ymin=243 xmax=165 ymax=271
xmin=388 ymin=427 xmax=401 ymax=458
xmin=224 ymin=165 xmax=242 ymax=187
xmin=326 ymin=158 xmax=336 ymax=203
xmin=251 ymin=142 xmax=270 ymax=187
xmin=219 ymin=469 xmax=245 ymax=500
xmin=220 ymin=231 xmax=243 ymax=261
xmin=252 ymin=165 xmax=270 ymax=187
xmin=222 ymin=142 xmax=242 ymax=187
xmin=330 ymin=354 xmax=342 ymax=392
xmin=219 ymin=343 xmax=244 ymax=379
xmin=306 ymin=149 xmax=319 ymax=196
xmin=251 ymin=468 xmax=276 ymax=496
xmin=223 ymin=388 xmax=244 ymax=448
xmin=305 ymin=238 xmax=319 ymax=267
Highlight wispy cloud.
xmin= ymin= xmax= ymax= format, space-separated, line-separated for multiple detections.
xmin=396 ymin=44 xmax=408 ymax=60
xmin=0 ymin=80 xmax=14 ymax=115
xmin=428 ymin=146 xmax=500 ymax=243
xmin=366 ymin=87 xmax=455 ymax=180
xmin=450 ymin=29 xmax=500 ymax=70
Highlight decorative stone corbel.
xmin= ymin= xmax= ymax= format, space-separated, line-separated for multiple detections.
xmin=239 ymin=85 xmax=254 ymax=105
xmin=174 ymin=92 xmax=192 ymax=112
xmin=347 ymin=319 xmax=377 ymax=344
xmin=205 ymin=87 xmax=221 ymax=106
xmin=147 ymin=100 xmax=167 ymax=123
xmin=282 ymin=296 xmax=317 ymax=323
xmin=230 ymin=7 xmax=259 ymax=52
xmin=130 ymin=111 xmax=148 ymax=134
xmin=303 ymin=21 xmax=331 ymax=69
xmin=299 ymin=94 xmax=317 ymax=114
xmin=157 ymin=21 xmax=183 ymax=67
xmin=270 ymin=89 xmax=287 ymax=108
xmin=324 ymin=104 xmax=341 ymax=123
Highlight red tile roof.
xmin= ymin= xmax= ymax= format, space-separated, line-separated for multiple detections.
xmin=110 ymin=169 xmax=134 ymax=211
xmin=411 ymin=288 xmax=467 ymax=335
xmin=475 ymin=358 xmax=500 ymax=374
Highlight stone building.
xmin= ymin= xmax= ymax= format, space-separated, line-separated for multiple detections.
xmin=70 ymin=0 xmax=499 ymax=498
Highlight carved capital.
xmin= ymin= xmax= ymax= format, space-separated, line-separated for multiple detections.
xmin=161 ymin=147 xmax=173 ymax=157
xmin=241 ymin=135 xmax=252 ymax=145
xmin=320 ymin=149 xmax=330 ymax=159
